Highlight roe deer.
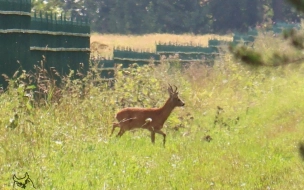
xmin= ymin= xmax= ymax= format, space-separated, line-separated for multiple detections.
xmin=111 ymin=84 xmax=185 ymax=146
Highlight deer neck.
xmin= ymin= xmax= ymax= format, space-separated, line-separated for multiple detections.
xmin=158 ymin=98 xmax=176 ymax=121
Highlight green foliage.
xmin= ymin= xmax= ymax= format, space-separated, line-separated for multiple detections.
xmin=114 ymin=63 xmax=163 ymax=108
xmin=225 ymin=0 xmax=304 ymax=67
xmin=31 ymin=0 xmax=64 ymax=13
xmin=283 ymin=28 xmax=304 ymax=49
xmin=209 ymin=0 xmax=258 ymax=32
xmin=229 ymin=45 xmax=264 ymax=66
xmin=286 ymin=0 xmax=304 ymax=13
xmin=231 ymin=28 xmax=304 ymax=66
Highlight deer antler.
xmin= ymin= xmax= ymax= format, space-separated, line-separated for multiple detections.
xmin=173 ymin=85 xmax=178 ymax=93
xmin=168 ymin=84 xmax=173 ymax=94
xmin=168 ymin=84 xmax=179 ymax=95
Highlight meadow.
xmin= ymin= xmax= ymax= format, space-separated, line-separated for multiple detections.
xmin=1 ymin=33 xmax=304 ymax=189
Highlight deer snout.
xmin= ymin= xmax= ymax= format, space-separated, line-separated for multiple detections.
xmin=179 ymin=100 xmax=185 ymax=106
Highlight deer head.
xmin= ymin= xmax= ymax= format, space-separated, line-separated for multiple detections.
xmin=168 ymin=84 xmax=185 ymax=107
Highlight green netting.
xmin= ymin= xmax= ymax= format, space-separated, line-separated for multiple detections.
xmin=30 ymin=12 xmax=90 ymax=49
xmin=113 ymin=59 xmax=153 ymax=68
xmin=272 ymin=22 xmax=300 ymax=34
xmin=92 ymin=59 xmax=115 ymax=79
xmin=208 ymin=39 xmax=228 ymax=47
xmin=1 ymin=1 xmax=90 ymax=86
xmin=156 ymin=44 xmax=213 ymax=53
xmin=97 ymin=59 xmax=115 ymax=68
xmin=0 ymin=0 xmax=31 ymax=12
xmin=0 ymin=0 xmax=31 ymax=84
xmin=99 ymin=69 xmax=115 ymax=79
xmin=0 ymin=14 xmax=31 ymax=29
xmin=113 ymin=49 xmax=160 ymax=60
xmin=113 ymin=49 xmax=160 ymax=68
xmin=273 ymin=27 xmax=282 ymax=34
xmin=247 ymin=29 xmax=258 ymax=37
xmin=160 ymin=52 xmax=217 ymax=61
xmin=31 ymin=12 xmax=89 ymax=33
xmin=29 ymin=12 xmax=90 ymax=75
xmin=275 ymin=22 xmax=300 ymax=29
xmin=233 ymin=34 xmax=255 ymax=44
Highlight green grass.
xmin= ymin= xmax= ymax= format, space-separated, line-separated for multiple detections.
xmin=1 ymin=35 xmax=304 ymax=189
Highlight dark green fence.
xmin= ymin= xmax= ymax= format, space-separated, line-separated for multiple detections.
xmin=96 ymin=58 xmax=115 ymax=79
xmin=30 ymin=11 xmax=90 ymax=74
xmin=114 ymin=48 xmax=160 ymax=67
xmin=156 ymin=42 xmax=220 ymax=64
xmin=233 ymin=34 xmax=255 ymax=45
xmin=0 ymin=0 xmax=90 ymax=87
xmin=0 ymin=0 xmax=31 ymax=83
xmin=272 ymin=22 xmax=300 ymax=34
xmin=232 ymin=23 xmax=300 ymax=46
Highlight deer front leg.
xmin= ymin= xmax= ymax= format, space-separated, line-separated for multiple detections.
xmin=155 ymin=130 xmax=166 ymax=147
xmin=151 ymin=131 xmax=156 ymax=144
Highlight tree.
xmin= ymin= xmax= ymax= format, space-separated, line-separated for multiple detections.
xmin=209 ymin=0 xmax=259 ymax=33
xmin=230 ymin=0 xmax=304 ymax=67
xmin=30 ymin=0 xmax=302 ymax=34
xmin=272 ymin=0 xmax=301 ymax=23
xmin=272 ymin=0 xmax=284 ymax=22
xmin=154 ymin=0 xmax=205 ymax=33
xmin=246 ymin=0 xmax=259 ymax=26
xmin=84 ymin=0 xmax=115 ymax=32
xmin=31 ymin=0 xmax=64 ymax=13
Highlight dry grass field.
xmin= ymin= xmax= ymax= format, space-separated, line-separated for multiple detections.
xmin=90 ymin=33 xmax=232 ymax=57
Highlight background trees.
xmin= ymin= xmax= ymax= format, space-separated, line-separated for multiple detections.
xmin=31 ymin=0 xmax=302 ymax=34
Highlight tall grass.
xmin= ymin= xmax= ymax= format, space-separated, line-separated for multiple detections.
xmin=1 ymin=33 xmax=304 ymax=189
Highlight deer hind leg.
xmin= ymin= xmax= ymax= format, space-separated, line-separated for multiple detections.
xmin=116 ymin=128 xmax=126 ymax=137
xmin=113 ymin=117 xmax=135 ymax=137
xmin=111 ymin=122 xmax=120 ymax=136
